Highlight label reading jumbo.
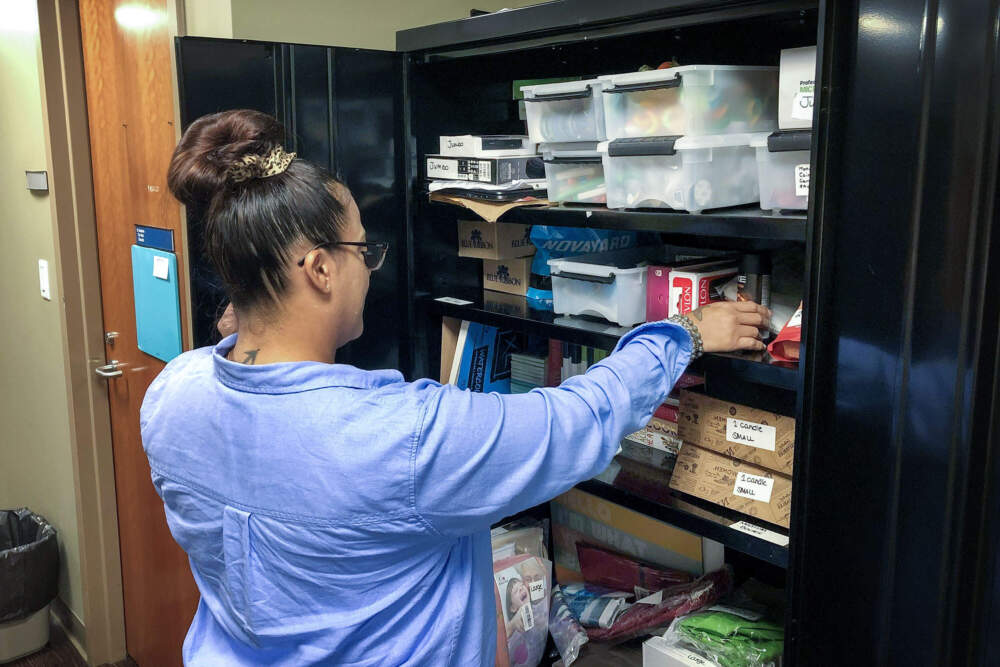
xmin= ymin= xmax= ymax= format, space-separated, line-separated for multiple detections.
xmin=795 ymin=164 xmax=810 ymax=197
xmin=427 ymin=158 xmax=458 ymax=179
xmin=733 ymin=472 xmax=774 ymax=503
xmin=791 ymin=83 xmax=814 ymax=121
xmin=726 ymin=418 xmax=776 ymax=451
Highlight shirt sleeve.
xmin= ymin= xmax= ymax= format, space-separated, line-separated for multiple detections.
xmin=412 ymin=321 xmax=692 ymax=537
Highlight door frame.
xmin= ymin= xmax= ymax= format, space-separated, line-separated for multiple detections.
xmin=35 ymin=0 xmax=190 ymax=663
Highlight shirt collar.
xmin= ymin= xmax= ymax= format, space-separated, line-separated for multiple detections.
xmin=212 ymin=334 xmax=404 ymax=394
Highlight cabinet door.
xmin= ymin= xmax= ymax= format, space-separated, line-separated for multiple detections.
xmin=175 ymin=38 xmax=406 ymax=372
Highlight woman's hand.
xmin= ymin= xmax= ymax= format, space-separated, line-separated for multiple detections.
xmin=688 ymin=301 xmax=772 ymax=353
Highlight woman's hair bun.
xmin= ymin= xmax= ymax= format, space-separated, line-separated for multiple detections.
xmin=167 ymin=109 xmax=285 ymax=207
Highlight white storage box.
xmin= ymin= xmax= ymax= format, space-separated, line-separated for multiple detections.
xmin=541 ymin=142 xmax=606 ymax=203
xmin=601 ymin=134 xmax=766 ymax=213
xmin=521 ymin=79 xmax=608 ymax=143
xmin=643 ymin=636 xmax=721 ymax=667
xmin=778 ymin=46 xmax=816 ymax=129
xmin=600 ymin=65 xmax=778 ymax=139
xmin=549 ymin=248 xmax=663 ymax=326
xmin=751 ymin=130 xmax=811 ymax=212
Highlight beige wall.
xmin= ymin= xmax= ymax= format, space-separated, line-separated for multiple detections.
xmin=0 ymin=0 xmax=84 ymax=625
xmin=184 ymin=0 xmax=540 ymax=48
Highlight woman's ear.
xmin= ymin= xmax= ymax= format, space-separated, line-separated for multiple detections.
xmin=301 ymin=249 xmax=335 ymax=295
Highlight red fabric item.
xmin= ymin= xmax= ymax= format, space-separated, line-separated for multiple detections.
xmin=546 ymin=339 xmax=563 ymax=386
xmin=654 ymin=403 xmax=679 ymax=423
xmin=577 ymin=543 xmax=692 ymax=593
xmin=586 ymin=568 xmax=732 ymax=642
xmin=767 ymin=302 xmax=802 ymax=362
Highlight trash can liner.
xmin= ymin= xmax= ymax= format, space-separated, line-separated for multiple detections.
xmin=0 ymin=508 xmax=59 ymax=624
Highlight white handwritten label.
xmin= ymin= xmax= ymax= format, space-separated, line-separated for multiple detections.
xmin=528 ymin=580 xmax=545 ymax=602
xmin=795 ymin=164 xmax=810 ymax=197
xmin=427 ymin=158 xmax=458 ymax=179
xmin=660 ymin=645 xmax=718 ymax=666
xmin=152 ymin=255 xmax=169 ymax=280
xmin=732 ymin=472 xmax=774 ymax=503
xmin=434 ymin=296 xmax=473 ymax=306
xmin=791 ymin=90 xmax=814 ymax=121
xmin=726 ymin=418 xmax=776 ymax=451
xmin=517 ymin=601 xmax=534 ymax=631
xmin=730 ymin=520 xmax=790 ymax=546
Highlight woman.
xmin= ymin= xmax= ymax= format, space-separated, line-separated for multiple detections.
xmin=141 ymin=109 xmax=770 ymax=666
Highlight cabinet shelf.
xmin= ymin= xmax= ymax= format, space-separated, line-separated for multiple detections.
xmin=427 ymin=199 xmax=807 ymax=243
xmin=424 ymin=291 xmax=800 ymax=390
xmin=577 ymin=479 xmax=789 ymax=568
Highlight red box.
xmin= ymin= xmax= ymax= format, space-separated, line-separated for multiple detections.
xmin=668 ymin=261 xmax=738 ymax=317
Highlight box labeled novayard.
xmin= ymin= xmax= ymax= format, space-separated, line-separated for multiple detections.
xmin=669 ymin=444 xmax=792 ymax=528
xmin=457 ymin=220 xmax=535 ymax=260
xmin=483 ymin=257 xmax=531 ymax=296
xmin=677 ymin=390 xmax=795 ymax=476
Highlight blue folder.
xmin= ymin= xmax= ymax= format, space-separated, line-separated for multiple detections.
xmin=131 ymin=245 xmax=182 ymax=363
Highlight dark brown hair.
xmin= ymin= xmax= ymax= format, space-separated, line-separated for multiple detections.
xmin=167 ymin=109 xmax=348 ymax=309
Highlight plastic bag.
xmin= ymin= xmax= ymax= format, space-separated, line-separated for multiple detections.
xmin=495 ymin=554 xmax=553 ymax=667
xmin=491 ymin=518 xmax=549 ymax=562
xmin=0 ymin=508 xmax=59 ymax=623
xmin=527 ymin=226 xmax=640 ymax=308
xmin=661 ymin=582 xmax=785 ymax=667
xmin=549 ymin=586 xmax=589 ymax=666
xmin=577 ymin=543 xmax=692 ymax=596
xmin=558 ymin=583 xmax=633 ymax=629
xmin=586 ymin=567 xmax=732 ymax=642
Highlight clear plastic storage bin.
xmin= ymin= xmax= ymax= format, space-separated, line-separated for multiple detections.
xmin=751 ymin=130 xmax=811 ymax=212
xmin=548 ymin=248 xmax=663 ymax=326
xmin=599 ymin=65 xmax=778 ymax=139
xmin=601 ymin=133 xmax=766 ymax=213
xmin=541 ymin=142 xmax=606 ymax=203
xmin=522 ymin=79 xmax=608 ymax=143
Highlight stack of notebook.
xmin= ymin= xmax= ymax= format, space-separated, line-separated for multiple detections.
xmin=509 ymin=353 xmax=547 ymax=394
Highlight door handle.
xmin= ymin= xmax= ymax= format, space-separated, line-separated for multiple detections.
xmin=95 ymin=361 xmax=123 ymax=378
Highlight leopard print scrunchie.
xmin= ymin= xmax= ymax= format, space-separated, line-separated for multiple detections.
xmin=227 ymin=145 xmax=296 ymax=183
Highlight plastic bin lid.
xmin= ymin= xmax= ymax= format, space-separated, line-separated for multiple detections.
xmin=540 ymin=141 xmax=602 ymax=160
xmin=599 ymin=64 xmax=778 ymax=89
xmin=765 ymin=130 xmax=812 ymax=152
xmin=521 ymin=78 xmax=606 ymax=98
xmin=548 ymin=246 xmax=669 ymax=276
xmin=604 ymin=133 xmax=770 ymax=157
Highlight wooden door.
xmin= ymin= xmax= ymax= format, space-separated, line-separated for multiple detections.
xmin=79 ymin=1 xmax=198 ymax=664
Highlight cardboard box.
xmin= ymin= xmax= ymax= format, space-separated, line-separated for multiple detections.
xmin=677 ymin=390 xmax=795 ymax=475
xmin=483 ymin=289 xmax=529 ymax=318
xmin=779 ymin=46 xmax=816 ymax=130
xmin=669 ymin=444 xmax=793 ymax=528
xmin=483 ymin=257 xmax=531 ymax=296
xmin=624 ymin=404 xmax=682 ymax=458
xmin=457 ymin=220 xmax=535 ymax=260
xmin=667 ymin=260 xmax=738 ymax=317
xmin=550 ymin=487 xmax=724 ymax=582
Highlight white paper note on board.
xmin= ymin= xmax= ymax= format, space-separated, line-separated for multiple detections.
xmin=153 ymin=255 xmax=170 ymax=280
xmin=795 ymin=164 xmax=810 ymax=197
xmin=732 ymin=472 xmax=774 ymax=503
xmin=726 ymin=418 xmax=776 ymax=451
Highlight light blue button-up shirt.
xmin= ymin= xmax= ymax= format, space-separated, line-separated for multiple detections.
xmin=139 ymin=322 xmax=691 ymax=666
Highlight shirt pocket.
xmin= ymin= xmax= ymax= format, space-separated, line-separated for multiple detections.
xmin=222 ymin=505 xmax=255 ymax=636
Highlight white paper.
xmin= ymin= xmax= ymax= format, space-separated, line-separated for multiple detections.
xmin=153 ymin=255 xmax=170 ymax=280
xmin=435 ymin=296 xmax=474 ymax=306
xmin=659 ymin=645 xmax=720 ymax=667
xmin=519 ymin=600 xmax=534 ymax=631
xmin=732 ymin=472 xmax=774 ymax=503
xmin=477 ymin=160 xmax=491 ymax=181
xmin=528 ymin=579 xmax=546 ymax=602
xmin=428 ymin=178 xmax=546 ymax=192
xmin=726 ymin=418 xmax=777 ymax=452
xmin=791 ymin=91 xmax=813 ymax=120
xmin=730 ymin=520 xmax=790 ymax=547
xmin=795 ymin=163 xmax=810 ymax=197
xmin=427 ymin=158 xmax=458 ymax=179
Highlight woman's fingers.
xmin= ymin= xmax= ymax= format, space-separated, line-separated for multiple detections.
xmin=737 ymin=336 xmax=767 ymax=351
xmin=737 ymin=325 xmax=762 ymax=340
xmin=737 ymin=312 xmax=766 ymax=327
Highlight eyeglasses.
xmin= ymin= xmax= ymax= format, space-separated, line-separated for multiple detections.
xmin=296 ymin=241 xmax=389 ymax=271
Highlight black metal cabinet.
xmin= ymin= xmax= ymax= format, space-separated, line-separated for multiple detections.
xmin=175 ymin=1 xmax=1000 ymax=663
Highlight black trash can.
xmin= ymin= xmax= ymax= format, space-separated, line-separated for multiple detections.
xmin=0 ymin=509 xmax=59 ymax=663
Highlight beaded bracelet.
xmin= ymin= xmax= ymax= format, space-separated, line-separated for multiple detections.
xmin=667 ymin=313 xmax=704 ymax=361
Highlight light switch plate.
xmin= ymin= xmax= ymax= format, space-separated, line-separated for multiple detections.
xmin=38 ymin=259 xmax=51 ymax=300
xmin=26 ymin=170 xmax=49 ymax=191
